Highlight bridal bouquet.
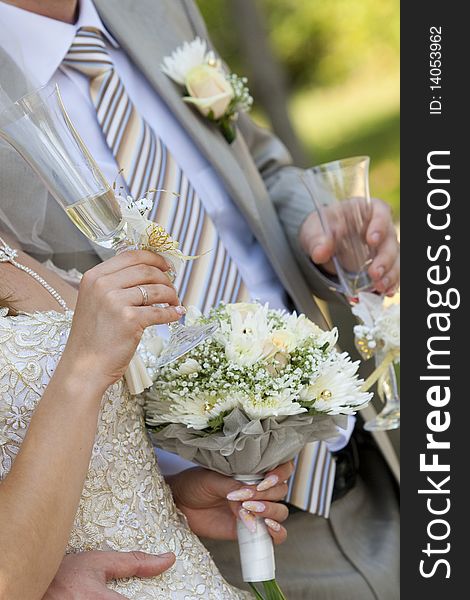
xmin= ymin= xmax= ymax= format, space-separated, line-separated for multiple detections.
xmin=144 ymin=303 xmax=372 ymax=599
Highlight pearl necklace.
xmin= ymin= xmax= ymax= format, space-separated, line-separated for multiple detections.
xmin=0 ymin=236 xmax=68 ymax=311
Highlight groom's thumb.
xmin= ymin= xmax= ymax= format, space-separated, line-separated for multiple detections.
xmin=101 ymin=550 xmax=176 ymax=580
xmin=309 ymin=234 xmax=335 ymax=265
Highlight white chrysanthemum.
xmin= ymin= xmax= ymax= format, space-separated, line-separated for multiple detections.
xmin=218 ymin=303 xmax=276 ymax=367
xmin=162 ymin=391 xmax=240 ymax=430
xmin=161 ymin=37 xmax=216 ymax=85
xmin=316 ymin=327 xmax=339 ymax=349
xmin=145 ymin=302 xmax=373 ymax=431
xmin=284 ymin=313 xmax=338 ymax=348
xmin=300 ymin=355 xmax=371 ymax=415
xmin=242 ymin=388 xmax=306 ymax=420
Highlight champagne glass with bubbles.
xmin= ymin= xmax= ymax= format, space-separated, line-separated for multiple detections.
xmin=301 ymin=157 xmax=400 ymax=431
xmin=0 ymin=83 xmax=216 ymax=367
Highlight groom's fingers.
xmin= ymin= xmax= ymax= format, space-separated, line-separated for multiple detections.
xmin=376 ymin=254 xmax=400 ymax=295
xmin=366 ymin=198 xmax=393 ymax=249
xmin=100 ymin=550 xmax=176 ymax=580
xmin=309 ymin=232 xmax=335 ymax=266
xmin=369 ymin=230 xmax=399 ymax=284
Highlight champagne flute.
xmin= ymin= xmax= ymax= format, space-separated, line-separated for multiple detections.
xmin=301 ymin=156 xmax=400 ymax=431
xmin=0 ymin=82 xmax=216 ymax=367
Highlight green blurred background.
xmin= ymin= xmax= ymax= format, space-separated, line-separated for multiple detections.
xmin=197 ymin=0 xmax=400 ymax=219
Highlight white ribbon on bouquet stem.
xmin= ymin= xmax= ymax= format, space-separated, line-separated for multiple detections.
xmin=235 ymin=474 xmax=275 ymax=583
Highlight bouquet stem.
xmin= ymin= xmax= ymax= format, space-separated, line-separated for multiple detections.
xmin=235 ymin=475 xmax=288 ymax=599
xmin=250 ymin=580 xmax=288 ymax=600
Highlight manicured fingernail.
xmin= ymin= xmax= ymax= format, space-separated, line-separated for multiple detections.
xmin=382 ymin=277 xmax=390 ymax=288
xmin=239 ymin=508 xmax=257 ymax=533
xmin=264 ymin=518 xmax=281 ymax=532
xmin=158 ymin=552 xmax=175 ymax=558
xmin=257 ymin=475 xmax=279 ymax=492
xmin=242 ymin=501 xmax=266 ymax=513
xmin=227 ymin=488 xmax=255 ymax=501
xmin=371 ymin=232 xmax=381 ymax=244
xmin=175 ymin=305 xmax=186 ymax=316
xmin=376 ymin=266 xmax=385 ymax=278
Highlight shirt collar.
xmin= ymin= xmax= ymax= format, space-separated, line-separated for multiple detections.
xmin=0 ymin=0 xmax=119 ymax=87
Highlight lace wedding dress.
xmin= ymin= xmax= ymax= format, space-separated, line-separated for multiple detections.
xmin=0 ymin=262 xmax=251 ymax=599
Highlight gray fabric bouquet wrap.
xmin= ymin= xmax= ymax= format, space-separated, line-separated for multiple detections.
xmin=144 ymin=302 xmax=371 ymax=599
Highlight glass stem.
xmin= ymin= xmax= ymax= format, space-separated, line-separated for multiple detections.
xmin=383 ymin=364 xmax=400 ymax=408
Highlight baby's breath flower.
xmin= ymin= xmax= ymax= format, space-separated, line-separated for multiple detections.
xmin=144 ymin=302 xmax=371 ymax=432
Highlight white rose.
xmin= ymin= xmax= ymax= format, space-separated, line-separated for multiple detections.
xmin=178 ymin=358 xmax=202 ymax=376
xmin=270 ymin=329 xmax=297 ymax=353
xmin=242 ymin=388 xmax=306 ymax=420
xmin=184 ymin=64 xmax=234 ymax=119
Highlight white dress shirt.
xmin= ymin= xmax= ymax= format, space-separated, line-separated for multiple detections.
xmin=0 ymin=0 xmax=353 ymax=457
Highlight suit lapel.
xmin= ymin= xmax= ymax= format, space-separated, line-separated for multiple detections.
xmin=94 ymin=0 xmax=263 ymax=235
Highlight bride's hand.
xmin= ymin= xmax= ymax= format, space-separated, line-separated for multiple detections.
xmin=62 ymin=250 xmax=184 ymax=392
xmin=167 ymin=463 xmax=294 ymax=545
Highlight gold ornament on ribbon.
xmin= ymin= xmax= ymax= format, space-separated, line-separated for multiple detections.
xmin=114 ymin=183 xmax=199 ymax=273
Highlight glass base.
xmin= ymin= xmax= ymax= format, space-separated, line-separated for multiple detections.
xmin=154 ymin=322 xmax=218 ymax=368
xmin=364 ymin=408 xmax=400 ymax=432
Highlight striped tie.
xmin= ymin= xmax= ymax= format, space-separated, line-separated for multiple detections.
xmin=286 ymin=440 xmax=336 ymax=517
xmin=62 ymin=27 xmax=250 ymax=311
xmin=62 ymin=27 xmax=335 ymax=517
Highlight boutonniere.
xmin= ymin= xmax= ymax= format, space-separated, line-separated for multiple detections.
xmin=161 ymin=37 xmax=253 ymax=143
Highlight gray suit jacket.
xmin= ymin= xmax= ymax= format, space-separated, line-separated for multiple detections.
xmin=0 ymin=0 xmax=398 ymax=478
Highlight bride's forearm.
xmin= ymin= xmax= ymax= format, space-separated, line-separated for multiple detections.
xmin=0 ymin=354 xmax=107 ymax=600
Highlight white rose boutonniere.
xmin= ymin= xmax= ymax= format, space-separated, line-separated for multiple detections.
xmin=161 ymin=37 xmax=253 ymax=143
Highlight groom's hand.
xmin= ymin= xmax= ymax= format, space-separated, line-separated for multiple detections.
xmin=299 ymin=197 xmax=400 ymax=296
xmin=167 ymin=463 xmax=294 ymax=545
xmin=42 ymin=550 xmax=175 ymax=599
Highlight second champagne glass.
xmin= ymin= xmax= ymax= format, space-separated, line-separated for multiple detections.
xmin=301 ymin=156 xmax=400 ymax=431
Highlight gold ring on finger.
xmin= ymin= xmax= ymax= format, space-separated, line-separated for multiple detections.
xmin=137 ymin=285 xmax=149 ymax=306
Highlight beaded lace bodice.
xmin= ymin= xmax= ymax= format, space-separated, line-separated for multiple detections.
xmin=0 ymin=307 xmax=250 ymax=599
